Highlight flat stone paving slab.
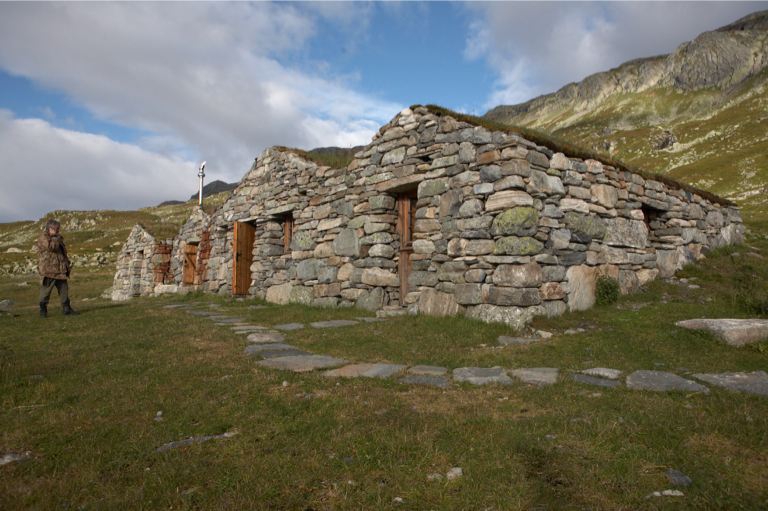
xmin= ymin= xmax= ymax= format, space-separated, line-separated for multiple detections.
xmin=498 ymin=336 xmax=542 ymax=345
xmin=257 ymin=349 xmax=312 ymax=359
xmin=206 ymin=316 xmax=234 ymax=321
xmin=399 ymin=375 xmax=451 ymax=388
xmin=408 ymin=365 xmax=448 ymax=376
xmin=246 ymin=332 xmax=286 ymax=344
xmin=582 ymin=368 xmax=622 ymax=380
xmin=256 ymin=355 xmax=347 ymax=373
xmin=675 ymin=318 xmax=768 ymax=346
xmin=244 ymin=343 xmax=296 ymax=353
xmin=692 ymin=371 xmax=768 ymax=396
xmin=510 ymin=368 xmax=559 ymax=386
xmin=231 ymin=326 xmax=267 ymax=332
xmin=186 ymin=310 xmax=218 ymax=316
xmin=324 ymin=363 xmax=406 ymax=379
xmin=453 ymin=367 xmax=514 ymax=386
xmin=571 ymin=374 xmax=620 ymax=388
xmin=355 ymin=317 xmax=387 ymax=323
xmin=626 ymin=370 xmax=709 ymax=393
xmin=274 ymin=323 xmax=304 ymax=331
xmin=310 ymin=320 xmax=359 ymax=328
xmin=162 ymin=304 xmax=193 ymax=309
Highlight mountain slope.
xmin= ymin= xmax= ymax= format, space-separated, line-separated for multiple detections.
xmin=484 ymin=10 xmax=768 ymax=223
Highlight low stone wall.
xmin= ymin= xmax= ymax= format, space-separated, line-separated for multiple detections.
xmin=113 ymin=107 xmax=743 ymax=329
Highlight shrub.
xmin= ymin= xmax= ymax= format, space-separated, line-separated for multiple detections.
xmin=595 ymin=274 xmax=621 ymax=306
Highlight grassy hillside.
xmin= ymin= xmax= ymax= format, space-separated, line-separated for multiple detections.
xmin=489 ymin=67 xmax=768 ymax=225
xmin=0 ymin=192 xmax=231 ymax=278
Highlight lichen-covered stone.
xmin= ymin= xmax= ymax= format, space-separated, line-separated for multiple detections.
xmin=492 ymin=262 xmax=542 ymax=288
xmin=563 ymin=212 xmax=607 ymax=239
xmin=604 ymin=217 xmax=647 ymax=248
xmin=490 ymin=207 xmax=538 ymax=237
xmin=494 ymin=236 xmax=544 ymax=256
xmin=418 ymin=178 xmax=449 ymax=198
xmin=289 ymin=286 xmax=313 ymax=305
xmin=488 ymin=286 xmax=541 ymax=306
xmin=465 ymin=304 xmax=540 ymax=330
xmin=291 ymin=230 xmax=316 ymax=251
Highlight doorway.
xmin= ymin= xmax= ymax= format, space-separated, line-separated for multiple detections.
xmin=182 ymin=243 xmax=198 ymax=286
xmin=232 ymin=221 xmax=256 ymax=295
xmin=397 ymin=192 xmax=418 ymax=304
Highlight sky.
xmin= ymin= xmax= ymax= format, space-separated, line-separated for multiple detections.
xmin=1 ymin=1 xmax=766 ymax=223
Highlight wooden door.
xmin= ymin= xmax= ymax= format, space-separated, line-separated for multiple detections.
xmin=397 ymin=193 xmax=417 ymax=305
xmin=232 ymin=221 xmax=256 ymax=295
xmin=182 ymin=244 xmax=197 ymax=285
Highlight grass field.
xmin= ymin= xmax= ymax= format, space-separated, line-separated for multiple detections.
xmin=1 ymin=239 xmax=767 ymax=509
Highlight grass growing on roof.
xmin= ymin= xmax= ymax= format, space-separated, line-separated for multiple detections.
xmin=413 ymin=104 xmax=734 ymax=207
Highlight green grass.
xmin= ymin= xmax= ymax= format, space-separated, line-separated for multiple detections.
xmin=2 ymin=238 xmax=768 ymax=509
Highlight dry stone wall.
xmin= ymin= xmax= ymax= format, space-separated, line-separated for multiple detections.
xmin=113 ymin=107 xmax=743 ymax=329
xmin=111 ymin=225 xmax=159 ymax=301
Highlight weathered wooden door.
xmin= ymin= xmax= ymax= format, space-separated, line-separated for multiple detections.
xmin=397 ymin=193 xmax=417 ymax=305
xmin=182 ymin=244 xmax=198 ymax=286
xmin=232 ymin=221 xmax=256 ymax=295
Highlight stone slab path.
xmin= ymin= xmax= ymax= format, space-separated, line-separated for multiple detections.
xmin=311 ymin=320 xmax=359 ymax=328
xmin=165 ymin=303 xmax=768 ymax=396
xmin=692 ymin=371 xmax=768 ymax=396
xmin=675 ymin=318 xmax=768 ymax=346
xmin=274 ymin=323 xmax=304 ymax=331
xmin=399 ymin=375 xmax=451 ymax=388
xmin=510 ymin=368 xmax=559 ymax=386
xmin=246 ymin=332 xmax=286 ymax=344
xmin=324 ymin=363 xmax=406 ymax=379
xmin=498 ymin=336 xmax=543 ymax=345
xmin=453 ymin=367 xmax=513 ymax=386
xmin=571 ymin=374 xmax=621 ymax=388
xmin=256 ymin=355 xmax=348 ymax=373
xmin=626 ymin=371 xmax=709 ymax=393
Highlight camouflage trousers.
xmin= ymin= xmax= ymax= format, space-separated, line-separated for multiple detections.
xmin=40 ymin=277 xmax=69 ymax=305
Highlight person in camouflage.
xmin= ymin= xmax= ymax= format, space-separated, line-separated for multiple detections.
xmin=38 ymin=219 xmax=79 ymax=317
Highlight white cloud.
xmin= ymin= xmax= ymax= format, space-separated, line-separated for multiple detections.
xmin=465 ymin=2 xmax=768 ymax=109
xmin=0 ymin=109 xmax=193 ymax=223
xmin=0 ymin=3 xmax=402 ymax=199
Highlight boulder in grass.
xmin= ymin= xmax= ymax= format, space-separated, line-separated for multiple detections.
xmin=675 ymin=318 xmax=768 ymax=346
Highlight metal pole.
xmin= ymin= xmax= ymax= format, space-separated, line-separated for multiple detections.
xmin=198 ymin=161 xmax=206 ymax=206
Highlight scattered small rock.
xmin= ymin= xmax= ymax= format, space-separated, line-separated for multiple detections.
xmin=544 ymin=435 xmax=557 ymax=440
xmin=446 ymin=467 xmax=463 ymax=480
xmin=154 ymin=411 xmax=163 ymax=422
xmin=0 ymin=300 xmax=15 ymax=309
xmin=535 ymin=330 xmax=553 ymax=339
xmin=16 ymin=282 xmax=28 ymax=287
xmin=154 ymin=431 xmax=238 ymax=453
xmin=427 ymin=473 xmax=443 ymax=481
xmin=644 ymin=489 xmax=684 ymax=499
xmin=0 ymin=452 xmax=33 ymax=466
xmin=180 ymin=488 xmax=196 ymax=495
xmin=665 ymin=468 xmax=692 ymax=487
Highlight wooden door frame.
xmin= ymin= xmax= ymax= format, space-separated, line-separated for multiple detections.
xmin=182 ymin=243 xmax=198 ymax=286
xmin=397 ymin=192 xmax=417 ymax=305
xmin=232 ymin=221 xmax=256 ymax=295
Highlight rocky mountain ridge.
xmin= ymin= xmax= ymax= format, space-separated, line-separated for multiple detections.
xmin=483 ymin=10 xmax=768 ymax=220
xmin=485 ymin=10 xmax=768 ymax=124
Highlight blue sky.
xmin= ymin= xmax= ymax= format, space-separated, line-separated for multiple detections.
xmin=0 ymin=1 xmax=766 ymax=222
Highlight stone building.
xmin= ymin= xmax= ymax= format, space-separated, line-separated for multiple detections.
xmin=112 ymin=107 xmax=743 ymax=328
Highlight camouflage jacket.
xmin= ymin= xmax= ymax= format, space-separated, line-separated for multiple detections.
xmin=38 ymin=231 xmax=70 ymax=283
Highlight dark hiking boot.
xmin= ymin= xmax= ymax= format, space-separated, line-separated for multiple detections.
xmin=39 ymin=303 xmax=47 ymax=318
xmin=62 ymin=300 xmax=80 ymax=316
